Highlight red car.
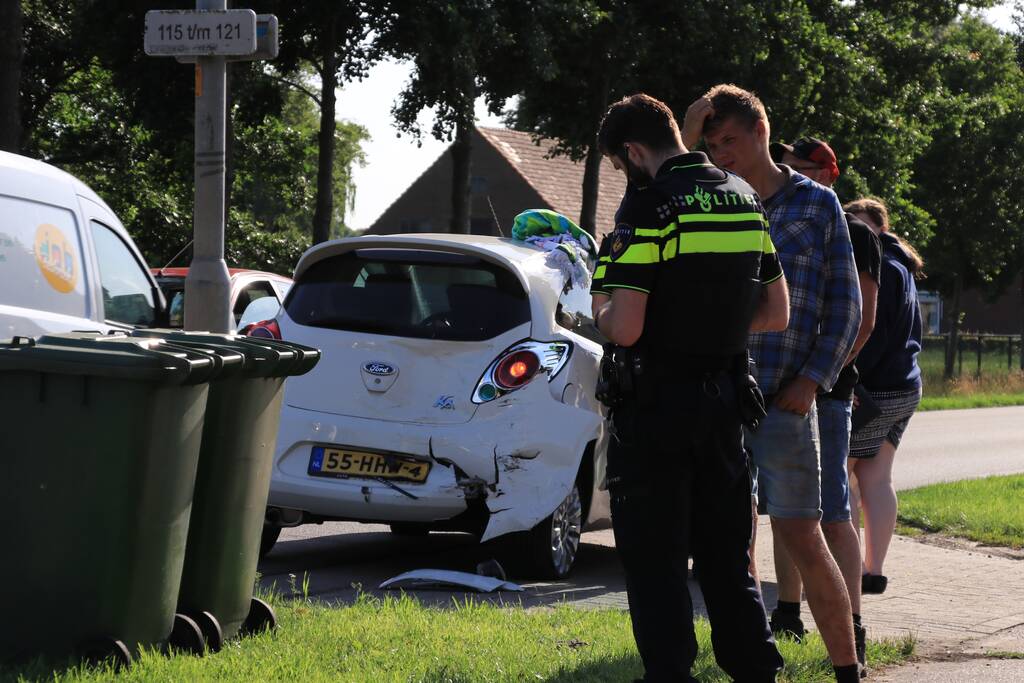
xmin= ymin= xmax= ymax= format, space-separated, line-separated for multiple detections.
xmin=151 ymin=267 xmax=293 ymax=330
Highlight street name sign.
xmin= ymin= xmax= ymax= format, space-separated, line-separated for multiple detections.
xmin=144 ymin=9 xmax=257 ymax=57
xmin=175 ymin=14 xmax=278 ymax=63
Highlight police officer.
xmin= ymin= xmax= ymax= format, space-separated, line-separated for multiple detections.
xmin=591 ymin=93 xmax=790 ymax=682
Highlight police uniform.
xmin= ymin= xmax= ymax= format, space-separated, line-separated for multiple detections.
xmin=592 ymin=152 xmax=784 ymax=682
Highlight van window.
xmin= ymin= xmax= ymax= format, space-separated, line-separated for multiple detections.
xmin=285 ymin=248 xmax=531 ymax=341
xmin=90 ymin=221 xmax=157 ymax=326
xmin=0 ymin=196 xmax=88 ymax=318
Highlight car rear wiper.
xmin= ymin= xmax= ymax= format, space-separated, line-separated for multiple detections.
xmin=375 ymin=477 xmax=419 ymax=500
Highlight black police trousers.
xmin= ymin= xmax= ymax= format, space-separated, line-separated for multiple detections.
xmin=607 ymin=376 xmax=783 ymax=682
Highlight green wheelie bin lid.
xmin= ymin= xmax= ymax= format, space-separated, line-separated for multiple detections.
xmin=131 ymin=330 xmax=293 ymax=378
xmin=0 ymin=334 xmax=218 ymax=384
xmin=131 ymin=330 xmax=321 ymax=378
xmin=34 ymin=331 xmax=245 ymax=382
xmin=0 ymin=333 xmax=223 ymax=664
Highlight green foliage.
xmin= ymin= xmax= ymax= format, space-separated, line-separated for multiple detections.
xmin=513 ymin=0 xmax=1021 ymax=282
xmin=913 ymin=16 xmax=1024 ymax=300
xmin=899 ymin=474 xmax=1024 ymax=548
xmin=15 ymin=2 xmax=368 ymax=273
xmin=232 ymin=82 xmax=368 ymax=241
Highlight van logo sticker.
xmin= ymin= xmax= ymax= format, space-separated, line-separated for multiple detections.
xmin=34 ymin=223 xmax=78 ymax=293
xmin=434 ymin=395 xmax=455 ymax=410
xmin=363 ymin=361 xmax=396 ymax=376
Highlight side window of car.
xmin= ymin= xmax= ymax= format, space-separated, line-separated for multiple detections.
xmin=89 ymin=221 xmax=156 ymax=327
xmin=234 ymin=281 xmax=279 ymax=330
xmin=168 ymin=290 xmax=185 ymax=327
xmin=0 ymin=195 xmax=88 ymax=318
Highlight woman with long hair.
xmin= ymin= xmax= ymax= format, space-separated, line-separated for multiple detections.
xmin=844 ymin=197 xmax=924 ymax=595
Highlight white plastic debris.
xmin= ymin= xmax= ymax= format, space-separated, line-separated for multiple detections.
xmin=378 ymin=569 xmax=524 ymax=593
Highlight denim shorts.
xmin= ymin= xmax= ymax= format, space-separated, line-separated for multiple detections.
xmin=817 ymin=397 xmax=853 ymax=524
xmin=746 ymin=404 xmax=822 ymax=520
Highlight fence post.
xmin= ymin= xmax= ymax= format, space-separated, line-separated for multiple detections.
xmin=976 ymin=335 xmax=983 ymax=378
xmin=1009 ymin=336 xmax=1014 ymax=371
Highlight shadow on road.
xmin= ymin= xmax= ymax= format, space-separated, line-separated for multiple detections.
xmin=257 ymin=526 xmax=778 ymax=616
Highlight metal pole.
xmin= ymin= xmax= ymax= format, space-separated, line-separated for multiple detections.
xmin=184 ymin=0 xmax=232 ymax=332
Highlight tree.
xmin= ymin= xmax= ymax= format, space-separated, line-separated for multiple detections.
xmin=512 ymin=0 xmax=996 ymax=238
xmin=0 ymin=0 xmax=23 ymax=152
xmin=511 ymin=0 xmax=660 ymax=235
xmin=911 ymin=16 xmax=1024 ymax=377
xmin=272 ymin=1 xmax=383 ymax=244
xmin=384 ymin=0 xmax=561 ymax=234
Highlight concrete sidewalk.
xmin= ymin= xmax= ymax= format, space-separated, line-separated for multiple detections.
xmin=570 ymin=521 xmax=1024 ymax=678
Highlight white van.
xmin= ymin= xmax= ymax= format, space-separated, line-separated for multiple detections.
xmin=0 ymin=151 xmax=167 ymax=338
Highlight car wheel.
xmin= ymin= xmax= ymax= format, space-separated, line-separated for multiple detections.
xmin=259 ymin=524 xmax=281 ymax=558
xmin=524 ymin=481 xmax=583 ymax=579
xmin=389 ymin=523 xmax=431 ymax=537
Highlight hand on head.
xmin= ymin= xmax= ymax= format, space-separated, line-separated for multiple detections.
xmin=682 ymin=97 xmax=715 ymax=150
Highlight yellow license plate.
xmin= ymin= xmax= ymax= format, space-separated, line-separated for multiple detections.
xmin=310 ymin=447 xmax=430 ymax=483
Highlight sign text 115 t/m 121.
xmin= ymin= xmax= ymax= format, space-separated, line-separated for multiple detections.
xmin=157 ymin=22 xmax=243 ymax=42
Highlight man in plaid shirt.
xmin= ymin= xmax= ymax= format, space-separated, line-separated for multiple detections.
xmin=683 ymin=85 xmax=862 ymax=683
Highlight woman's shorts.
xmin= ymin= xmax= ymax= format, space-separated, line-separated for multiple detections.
xmin=849 ymin=386 xmax=922 ymax=459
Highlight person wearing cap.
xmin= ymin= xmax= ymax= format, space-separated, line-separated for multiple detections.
xmin=682 ymin=86 xmax=863 ymax=683
xmin=769 ymin=138 xmax=882 ymax=675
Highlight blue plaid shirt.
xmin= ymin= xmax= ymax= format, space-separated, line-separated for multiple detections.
xmin=749 ymin=166 xmax=861 ymax=395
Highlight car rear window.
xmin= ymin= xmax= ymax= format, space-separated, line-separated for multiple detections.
xmin=285 ymin=248 xmax=531 ymax=341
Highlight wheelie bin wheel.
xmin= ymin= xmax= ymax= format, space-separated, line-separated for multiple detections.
xmin=241 ymin=597 xmax=277 ymax=636
xmin=167 ymin=613 xmax=205 ymax=655
xmin=188 ymin=611 xmax=223 ymax=653
xmin=79 ymin=637 xmax=132 ymax=670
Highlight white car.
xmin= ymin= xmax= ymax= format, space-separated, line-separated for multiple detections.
xmin=254 ymin=233 xmax=610 ymax=577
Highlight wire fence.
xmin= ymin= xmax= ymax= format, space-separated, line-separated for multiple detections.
xmin=921 ymin=333 xmax=1023 ymax=380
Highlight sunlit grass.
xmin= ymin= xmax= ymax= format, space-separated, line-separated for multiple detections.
xmin=898 ymin=475 xmax=1024 ymax=548
xmin=5 ymin=592 xmax=915 ymax=683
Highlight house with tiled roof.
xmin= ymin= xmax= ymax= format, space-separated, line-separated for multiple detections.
xmin=365 ymin=126 xmax=627 ymax=239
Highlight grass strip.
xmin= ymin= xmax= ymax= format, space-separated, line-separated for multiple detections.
xmin=919 ymin=392 xmax=1024 ymax=411
xmin=6 ymin=593 xmax=914 ymax=683
xmin=898 ymin=475 xmax=1024 ymax=548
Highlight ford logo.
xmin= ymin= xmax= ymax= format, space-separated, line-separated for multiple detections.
xmin=363 ymin=361 xmax=396 ymax=376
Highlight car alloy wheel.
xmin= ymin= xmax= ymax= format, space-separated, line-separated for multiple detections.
xmin=549 ymin=483 xmax=583 ymax=578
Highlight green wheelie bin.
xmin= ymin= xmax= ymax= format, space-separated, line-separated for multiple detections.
xmin=129 ymin=330 xmax=320 ymax=648
xmin=0 ymin=334 xmax=237 ymax=668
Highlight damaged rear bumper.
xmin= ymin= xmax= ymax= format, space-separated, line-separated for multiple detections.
xmin=268 ymin=379 xmax=604 ymax=541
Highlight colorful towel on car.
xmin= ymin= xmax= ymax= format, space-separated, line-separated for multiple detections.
xmin=511 ymin=209 xmax=598 ymax=289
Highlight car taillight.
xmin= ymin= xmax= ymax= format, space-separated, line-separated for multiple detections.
xmin=493 ymin=350 xmax=540 ymax=390
xmin=473 ymin=340 xmax=571 ymax=404
xmin=242 ymin=319 xmax=281 ymax=339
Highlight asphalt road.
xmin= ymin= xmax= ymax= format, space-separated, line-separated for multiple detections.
xmin=891 ymin=405 xmax=1024 ymax=490
xmin=258 ymin=405 xmax=1024 ymax=607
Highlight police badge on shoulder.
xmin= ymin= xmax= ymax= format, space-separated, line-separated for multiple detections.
xmin=609 ymin=223 xmax=634 ymax=261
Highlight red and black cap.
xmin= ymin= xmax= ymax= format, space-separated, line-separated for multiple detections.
xmin=770 ymin=137 xmax=840 ymax=182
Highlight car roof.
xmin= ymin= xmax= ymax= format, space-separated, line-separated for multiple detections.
xmin=0 ymin=151 xmax=116 ymax=216
xmin=152 ymin=267 xmax=292 ymax=281
xmin=294 ymin=233 xmax=549 ymax=277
